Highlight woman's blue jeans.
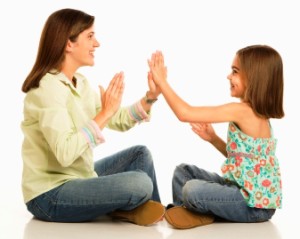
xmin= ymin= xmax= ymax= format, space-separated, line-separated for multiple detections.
xmin=172 ymin=163 xmax=275 ymax=223
xmin=26 ymin=145 xmax=161 ymax=222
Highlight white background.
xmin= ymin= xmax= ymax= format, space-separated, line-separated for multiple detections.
xmin=0 ymin=0 xmax=298 ymax=238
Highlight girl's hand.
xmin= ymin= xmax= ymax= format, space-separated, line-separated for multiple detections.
xmin=99 ymin=72 xmax=125 ymax=119
xmin=190 ymin=122 xmax=216 ymax=143
xmin=146 ymin=71 xmax=161 ymax=99
xmin=147 ymin=51 xmax=167 ymax=87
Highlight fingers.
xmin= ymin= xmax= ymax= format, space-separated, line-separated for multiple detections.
xmin=99 ymin=71 xmax=125 ymax=118
xmin=148 ymin=50 xmax=167 ymax=86
xmin=147 ymin=71 xmax=153 ymax=81
xmin=147 ymin=56 xmax=154 ymax=69
xmin=99 ymin=85 xmax=105 ymax=103
xmin=190 ymin=122 xmax=207 ymax=132
xmin=114 ymin=72 xmax=125 ymax=96
xmin=148 ymin=50 xmax=164 ymax=68
xmin=190 ymin=122 xmax=202 ymax=129
xmin=107 ymin=71 xmax=124 ymax=95
xmin=191 ymin=124 xmax=200 ymax=134
xmin=99 ymin=85 xmax=104 ymax=94
xmin=100 ymin=71 xmax=125 ymax=106
xmin=156 ymin=50 xmax=164 ymax=66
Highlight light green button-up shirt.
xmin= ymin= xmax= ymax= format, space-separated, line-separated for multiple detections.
xmin=21 ymin=72 xmax=150 ymax=203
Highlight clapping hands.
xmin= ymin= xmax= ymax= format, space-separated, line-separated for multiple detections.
xmin=147 ymin=51 xmax=168 ymax=88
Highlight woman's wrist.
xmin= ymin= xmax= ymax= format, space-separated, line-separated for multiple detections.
xmin=144 ymin=91 xmax=158 ymax=104
xmin=94 ymin=110 xmax=111 ymax=129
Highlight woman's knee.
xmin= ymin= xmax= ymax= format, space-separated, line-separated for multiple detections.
xmin=133 ymin=145 xmax=153 ymax=162
xmin=127 ymin=171 xmax=153 ymax=199
xmin=132 ymin=145 xmax=150 ymax=155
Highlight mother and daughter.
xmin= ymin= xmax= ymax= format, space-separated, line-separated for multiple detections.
xmin=21 ymin=8 xmax=284 ymax=229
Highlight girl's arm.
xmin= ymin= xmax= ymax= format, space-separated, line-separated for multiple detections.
xmin=210 ymin=135 xmax=227 ymax=157
xmin=148 ymin=51 xmax=245 ymax=124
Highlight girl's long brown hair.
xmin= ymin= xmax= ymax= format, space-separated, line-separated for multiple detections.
xmin=237 ymin=45 xmax=284 ymax=119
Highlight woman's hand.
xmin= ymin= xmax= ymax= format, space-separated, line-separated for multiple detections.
xmin=146 ymin=71 xmax=161 ymax=99
xmin=100 ymin=72 xmax=124 ymax=118
xmin=94 ymin=72 xmax=124 ymax=128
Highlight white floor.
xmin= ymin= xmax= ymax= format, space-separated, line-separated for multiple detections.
xmin=1 ymin=193 xmax=298 ymax=239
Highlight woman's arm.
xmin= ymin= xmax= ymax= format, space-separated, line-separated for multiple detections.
xmin=140 ymin=71 xmax=161 ymax=112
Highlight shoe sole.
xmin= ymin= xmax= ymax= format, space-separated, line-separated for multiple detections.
xmin=109 ymin=200 xmax=165 ymax=226
xmin=165 ymin=206 xmax=214 ymax=229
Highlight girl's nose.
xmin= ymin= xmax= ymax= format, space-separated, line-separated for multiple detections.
xmin=95 ymin=39 xmax=100 ymax=47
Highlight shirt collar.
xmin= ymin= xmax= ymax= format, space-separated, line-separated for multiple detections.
xmin=55 ymin=72 xmax=81 ymax=97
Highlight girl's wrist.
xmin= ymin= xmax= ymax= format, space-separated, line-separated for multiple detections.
xmin=209 ymin=135 xmax=219 ymax=144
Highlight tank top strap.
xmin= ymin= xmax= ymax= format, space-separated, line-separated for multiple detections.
xmin=268 ymin=120 xmax=274 ymax=137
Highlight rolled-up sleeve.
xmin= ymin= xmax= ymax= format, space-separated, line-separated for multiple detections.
xmin=106 ymin=100 xmax=151 ymax=131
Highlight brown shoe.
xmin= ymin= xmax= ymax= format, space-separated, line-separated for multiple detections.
xmin=108 ymin=200 xmax=165 ymax=226
xmin=164 ymin=206 xmax=214 ymax=229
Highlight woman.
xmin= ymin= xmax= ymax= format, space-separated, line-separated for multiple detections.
xmin=21 ymin=8 xmax=164 ymax=226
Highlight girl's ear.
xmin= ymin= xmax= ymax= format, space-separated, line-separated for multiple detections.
xmin=65 ymin=39 xmax=73 ymax=53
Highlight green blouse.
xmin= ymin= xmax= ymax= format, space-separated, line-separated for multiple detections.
xmin=21 ymin=72 xmax=150 ymax=203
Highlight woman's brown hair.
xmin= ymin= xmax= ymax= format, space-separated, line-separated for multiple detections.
xmin=22 ymin=8 xmax=95 ymax=93
xmin=237 ymin=45 xmax=284 ymax=119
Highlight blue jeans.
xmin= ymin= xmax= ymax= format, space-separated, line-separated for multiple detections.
xmin=172 ymin=163 xmax=275 ymax=223
xmin=26 ymin=145 xmax=161 ymax=222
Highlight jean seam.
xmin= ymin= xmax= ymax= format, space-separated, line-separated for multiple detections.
xmin=32 ymin=199 xmax=52 ymax=220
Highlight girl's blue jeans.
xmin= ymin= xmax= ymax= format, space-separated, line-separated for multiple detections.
xmin=172 ymin=163 xmax=275 ymax=223
xmin=26 ymin=145 xmax=161 ymax=222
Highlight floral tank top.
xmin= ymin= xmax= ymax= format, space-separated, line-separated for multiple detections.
xmin=221 ymin=122 xmax=282 ymax=209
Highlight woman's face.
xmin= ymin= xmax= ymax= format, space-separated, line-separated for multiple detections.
xmin=227 ymin=54 xmax=246 ymax=99
xmin=67 ymin=24 xmax=100 ymax=68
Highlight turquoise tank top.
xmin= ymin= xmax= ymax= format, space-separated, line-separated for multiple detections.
xmin=222 ymin=122 xmax=282 ymax=208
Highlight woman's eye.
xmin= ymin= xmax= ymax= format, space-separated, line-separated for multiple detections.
xmin=88 ymin=33 xmax=94 ymax=39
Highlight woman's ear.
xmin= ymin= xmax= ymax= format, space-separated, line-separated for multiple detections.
xmin=65 ymin=39 xmax=73 ymax=53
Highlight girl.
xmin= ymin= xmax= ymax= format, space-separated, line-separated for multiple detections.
xmin=21 ymin=8 xmax=164 ymax=226
xmin=148 ymin=46 xmax=284 ymax=229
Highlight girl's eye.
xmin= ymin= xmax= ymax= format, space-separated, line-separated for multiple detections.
xmin=232 ymin=69 xmax=238 ymax=75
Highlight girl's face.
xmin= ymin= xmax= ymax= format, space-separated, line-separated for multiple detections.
xmin=227 ymin=54 xmax=246 ymax=99
xmin=67 ymin=24 xmax=100 ymax=68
